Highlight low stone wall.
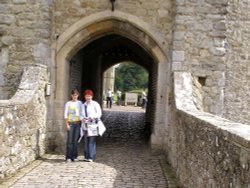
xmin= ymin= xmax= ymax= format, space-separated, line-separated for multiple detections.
xmin=168 ymin=72 xmax=250 ymax=188
xmin=0 ymin=64 xmax=48 ymax=180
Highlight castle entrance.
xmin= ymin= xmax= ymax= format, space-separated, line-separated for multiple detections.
xmin=68 ymin=34 xmax=154 ymax=141
xmin=54 ymin=11 xmax=170 ymax=151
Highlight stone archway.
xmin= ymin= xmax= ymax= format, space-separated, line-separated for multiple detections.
xmin=54 ymin=10 xmax=170 ymax=150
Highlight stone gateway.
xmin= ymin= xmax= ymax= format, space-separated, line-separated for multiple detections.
xmin=0 ymin=1 xmax=250 ymax=187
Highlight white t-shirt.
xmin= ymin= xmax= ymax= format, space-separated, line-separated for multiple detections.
xmin=107 ymin=90 xmax=112 ymax=97
xmin=117 ymin=91 xmax=121 ymax=97
xmin=82 ymin=100 xmax=102 ymax=119
xmin=64 ymin=100 xmax=82 ymax=122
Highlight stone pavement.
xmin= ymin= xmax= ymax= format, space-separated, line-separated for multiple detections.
xmin=0 ymin=139 xmax=179 ymax=188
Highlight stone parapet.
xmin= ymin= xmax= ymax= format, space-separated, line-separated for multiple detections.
xmin=169 ymin=72 xmax=250 ymax=187
xmin=0 ymin=64 xmax=48 ymax=180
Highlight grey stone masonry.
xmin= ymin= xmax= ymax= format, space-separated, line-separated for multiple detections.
xmin=168 ymin=72 xmax=250 ymax=188
xmin=224 ymin=0 xmax=250 ymax=124
xmin=0 ymin=0 xmax=250 ymax=187
xmin=0 ymin=1 xmax=52 ymax=99
xmin=172 ymin=0 xmax=227 ymax=118
xmin=0 ymin=64 xmax=48 ymax=180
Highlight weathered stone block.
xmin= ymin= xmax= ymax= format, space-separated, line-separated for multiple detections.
xmin=205 ymin=0 xmax=228 ymax=6
xmin=0 ymin=15 xmax=15 ymax=25
xmin=1 ymin=36 xmax=13 ymax=46
xmin=13 ymin=0 xmax=27 ymax=4
xmin=173 ymin=51 xmax=185 ymax=62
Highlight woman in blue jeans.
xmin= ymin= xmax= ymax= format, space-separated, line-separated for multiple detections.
xmin=64 ymin=89 xmax=82 ymax=162
xmin=81 ymin=89 xmax=102 ymax=162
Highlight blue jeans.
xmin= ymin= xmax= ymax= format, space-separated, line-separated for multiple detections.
xmin=84 ymin=132 xmax=97 ymax=160
xmin=66 ymin=124 xmax=80 ymax=160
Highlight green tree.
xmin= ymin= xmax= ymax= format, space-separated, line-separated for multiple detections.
xmin=114 ymin=62 xmax=148 ymax=92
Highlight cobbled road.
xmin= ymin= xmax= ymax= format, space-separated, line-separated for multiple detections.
xmin=1 ymin=106 xmax=179 ymax=188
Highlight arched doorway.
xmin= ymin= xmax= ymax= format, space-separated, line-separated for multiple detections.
xmin=69 ymin=34 xmax=153 ymax=141
xmin=54 ymin=11 xmax=170 ymax=151
xmin=69 ymin=34 xmax=153 ymax=103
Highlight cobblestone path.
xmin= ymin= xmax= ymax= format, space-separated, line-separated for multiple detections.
xmin=1 ymin=139 xmax=178 ymax=188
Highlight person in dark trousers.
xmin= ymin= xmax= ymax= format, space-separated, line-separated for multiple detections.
xmin=64 ymin=89 xmax=82 ymax=162
xmin=106 ymin=88 xmax=113 ymax=108
xmin=81 ymin=89 xmax=102 ymax=162
xmin=117 ymin=90 xmax=122 ymax=106
xmin=141 ymin=91 xmax=147 ymax=109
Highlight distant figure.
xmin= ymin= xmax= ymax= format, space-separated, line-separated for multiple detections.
xmin=117 ymin=90 xmax=122 ymax=106
xmin=141 ymin=91 xmax=147 ymax=109
xmin=106 ymin=88 xmax=113 ymax=108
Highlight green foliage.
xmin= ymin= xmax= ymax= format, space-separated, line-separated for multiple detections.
xmin=114 ymin=62 xmax=148 ymax=92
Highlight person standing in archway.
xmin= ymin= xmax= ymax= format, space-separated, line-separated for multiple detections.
xmin=117 ymin=89 xmax=122 ymax=106
xmin=141 ymin=90 xmax=147 ymax=109
xmin=64 ymin=89 xmax=82 ymax=162
xmin=81 ymin=89 xmax=102 ymax=162
xmin=106 ymin=88 xmax=113 ymax=108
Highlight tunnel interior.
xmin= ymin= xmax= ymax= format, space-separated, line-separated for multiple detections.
xmin=69 ymin=34 xmax=158 ymax=139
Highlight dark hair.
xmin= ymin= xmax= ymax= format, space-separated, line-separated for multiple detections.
xmin=71 ymin=89 xmax=79 ymax=95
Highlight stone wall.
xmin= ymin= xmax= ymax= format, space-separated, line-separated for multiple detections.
xmin=0 ymin=0 xmax=52 ymax=99
xmin=172 ymin=0 xmax=227 ymax=116
xmin=167 ymin=72 xmax=250 ymax=188
xmin=0 ymin=64 xmax=48 ymax=179
xmin=53 ymin=0 xmax=173 ymax=46
xmin=224 ymin=0 xmax=250 ymax=124
xmin=172 ymin=0 xmax=250 ymax=125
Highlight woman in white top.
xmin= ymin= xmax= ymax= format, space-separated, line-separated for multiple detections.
xmin=64 ymin=89 xmax=82 ymax=162
xmin=81 ymin=89 xmax=102 ymax=162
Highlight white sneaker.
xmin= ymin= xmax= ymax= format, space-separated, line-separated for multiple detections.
xmin=73 ymin=158 xmax=79 ymax=162
xmin=88 ymin=159 xmax=93 ymax=162
xmin=83 ymin=159 xmax=89 ymax=162
xmin=66 ymin=159 xmax=72 ymax=162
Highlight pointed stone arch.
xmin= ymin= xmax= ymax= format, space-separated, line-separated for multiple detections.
xmin=54 ymin=10 xmax=171 ymax=148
